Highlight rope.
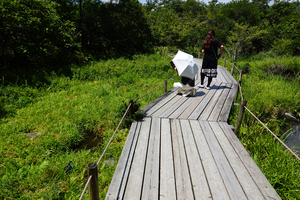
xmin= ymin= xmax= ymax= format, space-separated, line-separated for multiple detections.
xmin=134 ymin=74 xmax=177 ymax=102
xmin=239 ymin=83 xmax=244 ymax=101
xmin=97 ymin=102 xmax=132 ymax=166
xmin=234 ymin=64 xmax=241 ymax=72
xmin=79 ymin=175 xmax=92 ymax=200
xmin=244 ymin=106 xmax=300 ymax=161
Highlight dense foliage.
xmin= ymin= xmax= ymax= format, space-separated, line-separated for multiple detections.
xmin=1 ymin=0 xmax=300 ymax=84
xmin=1 ymin=0 xmax=300 ymax=199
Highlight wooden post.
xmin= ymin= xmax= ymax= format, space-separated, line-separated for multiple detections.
xmin=164 ymin=79 xmax=167 ymax=93
xmin=231 ymin=63 xmax=235 ymax=75
xmin=235 ymin=100 xmax=247 ymax=135
xmin=223 ymin=58 xmax=226 ymax=69
xmin=129 ymin=98 xmax=134 ymax=118
xmin=235 ymin=70 xmax=243 ymax=101
xmin=87 ymin=163 xmax=99 ymax=200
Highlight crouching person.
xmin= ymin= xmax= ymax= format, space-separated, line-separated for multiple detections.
xmin=173 ymin=67 xmax=196 ymax=97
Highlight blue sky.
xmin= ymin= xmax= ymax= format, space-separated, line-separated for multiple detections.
xmin=138 ymin=0 xmax=232 ymax=4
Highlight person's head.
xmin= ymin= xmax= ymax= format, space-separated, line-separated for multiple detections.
xmin=204 ymin=30 xmax=216 ymax=49
xmin=208 ymin=30 xmax=215 ymax=37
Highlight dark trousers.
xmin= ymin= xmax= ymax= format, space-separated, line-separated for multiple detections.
xmin=201 ymin=73 xmax=212 ymax=87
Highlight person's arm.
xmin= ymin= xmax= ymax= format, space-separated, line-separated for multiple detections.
xmin=218 ymin=45 xmax=224 ymax=59
xmin=201 ymin=49 xmax=205 ymax=54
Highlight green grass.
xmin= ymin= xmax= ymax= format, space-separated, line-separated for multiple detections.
xmin=0 ymin=51 xmax=180 ymax=199
xmin=1 ymin=50 xmax=300 ymax=199
xmin=228 ymin=52 xmax=300 ymax=200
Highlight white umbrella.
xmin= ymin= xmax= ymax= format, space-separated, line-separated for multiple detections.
xmin=170 ymin=50 xmax=199 ymax=80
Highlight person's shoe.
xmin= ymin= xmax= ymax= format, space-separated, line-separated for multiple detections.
xmin=183 ymin=91 xmax=191 ymax=97
xmin=205 ymin=86 xmax=210 ymax=90
xmin=197 ymin=84 xmax=205 ymax=88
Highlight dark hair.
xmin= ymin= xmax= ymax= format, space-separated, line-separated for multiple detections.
xmin=203 ymin=30 xmax=216 ymax=49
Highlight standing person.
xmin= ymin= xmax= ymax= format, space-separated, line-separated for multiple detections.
xmin=198 ymin=30 xmax=224 ymax=90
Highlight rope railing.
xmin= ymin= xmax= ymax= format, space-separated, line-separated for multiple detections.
xmin=97 ymin=102 xmax=132 ymax=166
xmin=79 ymin=72 xmax=178 ymax=200
xmin=134 ymin=74 xmax=177 ymax=102
xmin=244 ymin=106 xmax=300 ymax=161
xmin=79 ymin=175 xmax=92 ymax=200
xmin=229 ymin=59 xmax=300 ymax=162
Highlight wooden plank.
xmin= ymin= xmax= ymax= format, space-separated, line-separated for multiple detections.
xmin=159 ymin=95 xmax=189 ymax=118
xmin=152 ymin=95 xmax=181 ymax=117
xmin=198 ymin=83 xmax=225 ymax=121
xmin=143 ymin=91 xmax=177 ymax=117
xmin=180 ymin=120 xmax=211 ymax=199
xmin=219 ymin=65 xmax=238 ymax=84
xmin=199 ymin=120 xmax=247 ymax=200
xmin=106 ymin=122 xmax=141 ymax=200
xmin=218 ymin=83 xmax=238 ymax=122
xmin=177 ymin=89 xmax=207 ymax=119
xmin=142 ymin=89 xmax=176 ymax=115
xmin=160 ymin=118 xmax=176 ymax=199
xmin=194 ymin=59 xmax=202 ymax=85
xmin=218 ymin=122 xmax=282 ymax=200
xmin=168 ymin=83 xmax=212 ymax=119
xmin=210 ymin=122 xmax=265 ymax=200
xmin=189 ymin=120 xmax=230 ymax=200
xmin=217 ymin=66 xmax=228 ymax=83
xmin=142 ymin=118 xmax=160 ymax=200
xmin=218 ymin=66 xmax=233 ymax=83
xmin=208 ymin=83 xmax=232 ymax=121
xmin=123 ymin=118 xmax=152 ymax=199
xmin=188 ymin=82 xmax=221 ymax=120
xmin=170 ymin=119 xmax=194 ymax=199
xmin=220 ymin=66 xmax=237 ymax=84
xmin=168 ymin=97 xmax=195 ymax=119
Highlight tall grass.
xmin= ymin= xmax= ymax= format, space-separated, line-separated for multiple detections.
xmin=228 ymin=52 xmax=300 ymax=199
xmin=0 ymin=51 xmax=179 ymax=199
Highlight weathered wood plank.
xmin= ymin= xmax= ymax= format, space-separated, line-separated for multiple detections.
xmin=189 ymin=120 xmax=230 ymax=200
xmin=217 ymin=66 xmax=227 ymax=83
xmin=144 ymin=91 xmax=177 ymax=117
xmin=142 ymin=89 xmax=176 ymax=115
xmin=188 ymin=82 xmax=221 ymax=120
xmin=219 ymin=66 xmax=232 ymax=83
xmin=180 ymin=120 xmax=211 ymax=199
xmin=218 ymin=83 xmax=238 ymax=122
xmin=177 ymin=90 xmax=207 ymax=119
xmin=160 ymin=118 xmax=176 ymax=199
xmin=106 ymin=122 xmax=141 ymax=200
xmin=218 ymin=122 xmax=282 ymax=200
xmin=123 ymin=118 xmax=152 ymax=199
xmin=194 ymin=58 xmax=202 ymax=85
xmin=152 ymin=95 xmax=181 ymax=117
xmin=220 ymin=65 xmax=238 ymax=84
xmin=171 ymin=119 xmax=194 ymax=199
xmin=210 ymin=122 xmax=265 ymax=200
xmin=142 ymin=118 xmax=160 ymax=200
xmin=199 ymin=120 xmax=247 ymax=200
xmin=208 ymin=83 xmax=231 ymax=121
xmin=159 ymin=95 xmax=189 ymax=118
xmin=219 ymin=66 xmax=236 ymax=84
xmin=198 ymin=83 xmax=225 ymax=121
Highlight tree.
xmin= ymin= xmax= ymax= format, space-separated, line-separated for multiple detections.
xmin=226 ymin=23 xmax=268 ymax=60
xmin=0 ymin=0 xmax=79 ymax=83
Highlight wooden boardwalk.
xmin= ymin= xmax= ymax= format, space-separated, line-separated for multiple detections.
xmin=105 ymin=59 xmax=281 ymax=200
